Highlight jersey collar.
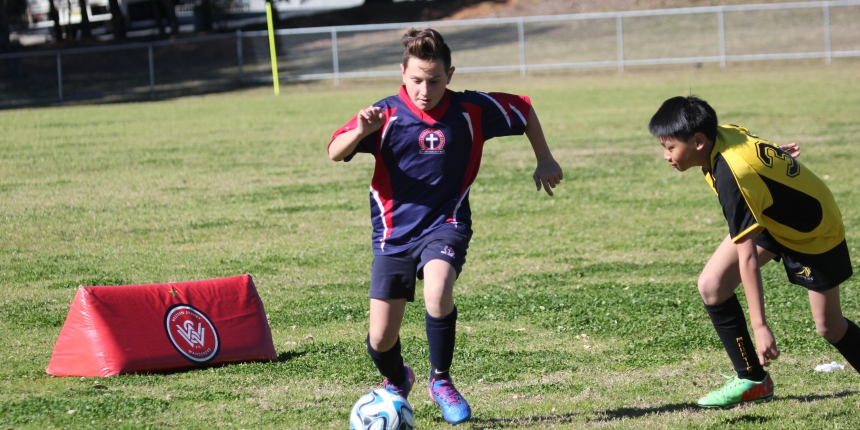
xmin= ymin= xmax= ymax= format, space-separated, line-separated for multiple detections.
xmin=397 ymin=85 xmax=451 ymax=125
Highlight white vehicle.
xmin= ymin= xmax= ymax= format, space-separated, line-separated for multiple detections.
xmin=26 ymin=0 xmax=113 ymax=29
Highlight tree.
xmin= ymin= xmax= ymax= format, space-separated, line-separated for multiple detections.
xmin=151 ymin=0 xmax=164 ymax=35
xmin=266 ymin=0 xmax=279 ymax=25
xmin=162 ymin=0 xmax=179 ymax=35
xmin=47 ymin=0 xmax=63 ymax=40
xmin=77 ymin=0 xmax=91 ymax=38
xmin=0 ymin=0 xmax=11 ymax=53
xmin=107 ymin=0 xmax=125 ymax=38
xmin=193 ymin=0 xmax=212 ymax=31
xmin=2 ymin=0 xmax=29 ymax=51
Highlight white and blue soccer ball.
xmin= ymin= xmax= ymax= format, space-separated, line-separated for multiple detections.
xmin=349 ymin=389 xmax=415 ymax=430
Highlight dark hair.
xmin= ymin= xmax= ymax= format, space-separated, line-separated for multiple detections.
xmin=648 ymin=96 xmax=718 ymax=142
xmin=401 ymin=28 xmax=452 ymax=71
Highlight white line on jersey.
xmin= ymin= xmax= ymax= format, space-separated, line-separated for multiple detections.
xmin=478 ymin=92 xmax=511 ymax=128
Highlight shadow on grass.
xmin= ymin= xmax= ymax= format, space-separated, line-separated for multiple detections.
xmin=589 ymin=402 xmax=697 ymax=421
xmin=468 ymin=391 xmax=857 ymax=428
xmin=779 ymin=390 xmax=856 ymax=403
xmin=276 ymin=350 xmax=308 ymax=362
xmin=467 ymin=402 xmax=693 ymax=428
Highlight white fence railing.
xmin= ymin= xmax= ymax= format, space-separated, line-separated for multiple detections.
xmin=2 ymin=1 xmax=859 ymax=107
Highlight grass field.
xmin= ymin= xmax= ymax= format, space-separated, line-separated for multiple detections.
xmin=2 ymin=60 xmax=860 ymax=429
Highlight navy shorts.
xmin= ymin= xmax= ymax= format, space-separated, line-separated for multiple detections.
xmin=756 ymin=230 xmax=854 ymax=292
xmin=369 ymin=228 xmax=471 ymax=302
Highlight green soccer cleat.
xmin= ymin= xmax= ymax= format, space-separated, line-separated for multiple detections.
xmin=697 ymin=372 xmax=774 ymax=408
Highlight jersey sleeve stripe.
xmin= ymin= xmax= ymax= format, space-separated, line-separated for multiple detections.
xmin=478 ymin=92 xmax=511 ymax=128
xmin=509 ymin=104 xmax=527 ymax=127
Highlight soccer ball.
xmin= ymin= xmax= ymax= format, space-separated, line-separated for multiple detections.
xmin=349 ymin=389 xmax=415 ymax=430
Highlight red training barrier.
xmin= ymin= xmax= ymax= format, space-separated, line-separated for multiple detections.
xmin=47 ymin=274 xmax=277 ymax=377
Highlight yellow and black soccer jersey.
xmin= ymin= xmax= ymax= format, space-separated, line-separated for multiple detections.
xmin=704 ymin=125 xmax=844 ymax=254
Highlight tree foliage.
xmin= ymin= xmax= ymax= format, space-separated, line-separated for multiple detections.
xmin=1 ymin=0 xmax=29 ymax=52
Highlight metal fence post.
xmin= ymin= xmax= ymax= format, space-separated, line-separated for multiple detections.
xmin=616 ymin=15 xmax=624 ymax=72
xmin=237 ymin=29 xmax=244 ymax=82
xmin=718 ymin=9 xmax=726 ymax=68
xmin=517 ymin=18 xmax=526 ymax=77
xmin=148 ymin=44 xmax=155 ymax=101
xmin=331 ymin=29 xmax=340 ymax=85
xmin=823 ymin=4 xmax=832 ymax=64
xmin=56 ymin=52 xmax=63 ymax=105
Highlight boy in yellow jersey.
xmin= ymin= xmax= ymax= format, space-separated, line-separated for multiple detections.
xmin=648 ymin=96 xmax=858 ymax=408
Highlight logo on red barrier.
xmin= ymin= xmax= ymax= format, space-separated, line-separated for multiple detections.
xmin=165 ymin=305 xmax=220 ymax=363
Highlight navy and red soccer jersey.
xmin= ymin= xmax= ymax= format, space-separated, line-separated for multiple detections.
xmin=329 ymin=85 xmax=532 ymax=254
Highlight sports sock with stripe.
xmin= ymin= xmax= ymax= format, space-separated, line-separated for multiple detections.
xmin=831 ymin=318 xmax=860 ymax=374
xmin=704 ymin=294 xmax=768 ymax=381
xmin=367 ymin=336 xmax=405 ymax=386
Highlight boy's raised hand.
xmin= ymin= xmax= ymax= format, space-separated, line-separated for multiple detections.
xmin=356 ymin=106 xmax=385 ymax=135
xmin=533 ymin=158 xmax=563 ymax=196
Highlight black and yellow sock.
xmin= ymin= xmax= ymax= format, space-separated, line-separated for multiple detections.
xmin=704 ymin=294 xmax=768 ymax=381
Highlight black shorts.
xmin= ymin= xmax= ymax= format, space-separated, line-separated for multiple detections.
xmin=756 ymin=230 xmax=853 ymax=292
xmin=369 ymin=228 xmax=471 ymax=302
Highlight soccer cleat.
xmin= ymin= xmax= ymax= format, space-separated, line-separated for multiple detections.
xmin=382 ymin=365 xmax=415 ymax=399
xmin=429 ymin=372 xmax=472 ymax=425
xmin=697 ymin=372 xmax=774 ymax=408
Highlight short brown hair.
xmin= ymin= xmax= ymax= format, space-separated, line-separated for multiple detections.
xmin=401 ymin=28 xmax=452 ymax=71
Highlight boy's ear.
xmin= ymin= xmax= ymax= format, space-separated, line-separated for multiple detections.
xmin=693 ymin=132 xmax=708 ymax=150
xmin=446 ymin=66 xmax=455 ymax=84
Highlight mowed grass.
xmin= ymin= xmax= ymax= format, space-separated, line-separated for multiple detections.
xmin=2 ymin=60 xmax=860 ymax=429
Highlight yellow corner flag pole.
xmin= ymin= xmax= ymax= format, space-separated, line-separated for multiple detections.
xmin=266 ymin=2 xmax=280 ymax=96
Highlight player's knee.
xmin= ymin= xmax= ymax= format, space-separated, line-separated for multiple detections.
xmin=368 ymin=331 xmax=398 ymax=352
xmin=697 ymin=275 xmax=722 ymax=305
xmin=815 ymin=318 xmax=847 ymax=343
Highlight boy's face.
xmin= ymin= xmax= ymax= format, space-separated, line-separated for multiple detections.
xmin=659 ymin=134 xmax=708 ymax=172
xmin=400 ymin=56 xmax=454 ymax=111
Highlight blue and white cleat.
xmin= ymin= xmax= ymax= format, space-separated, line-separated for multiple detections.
xmin=382 ymin=365 xmax=415 ymax=399
xmin=428 ymin=372 xmax=472 ymax=425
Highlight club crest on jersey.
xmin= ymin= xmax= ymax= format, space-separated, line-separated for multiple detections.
xmin=419 ymin=129 xmax=446 ymax=154
xmin=165 ymin=304 xmax=220 ymax=363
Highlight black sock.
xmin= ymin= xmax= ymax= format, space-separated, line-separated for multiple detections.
xmin=367 ymin=336 xmax=405 ymax=386
xmin=426 ymin=306 xmax=457 ymax=379
xmin=831 ymin=318 xmax=860 ymax=374
xmin=704 ymin=294 xmax=767 ymax=381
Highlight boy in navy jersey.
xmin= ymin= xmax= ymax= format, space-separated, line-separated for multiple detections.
xmin=649 ymin=96 xmax=859 ymax=408
xmin=328 ymin=28 xmax=563 ymax=424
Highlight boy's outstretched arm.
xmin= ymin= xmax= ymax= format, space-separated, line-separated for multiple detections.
xmin=525 ymin=108 xmax=563 ymax=196
xmin=328 ymin=106 xmax=385 ymax=162
xmin=736 ymin=232 xmax=781 ymax=366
